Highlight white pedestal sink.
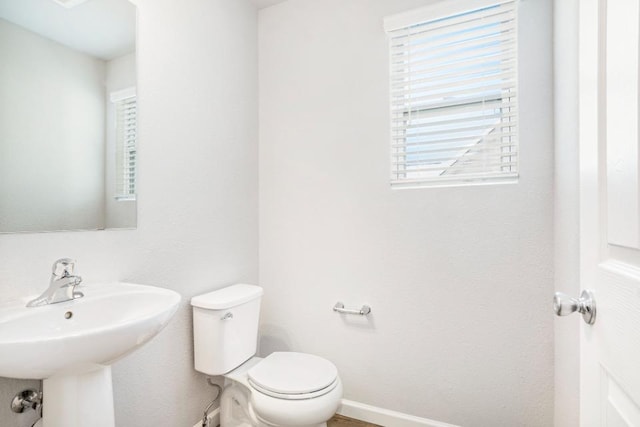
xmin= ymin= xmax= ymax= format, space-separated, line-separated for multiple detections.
xmin=0 ymin=282 xmax=181 ymax=427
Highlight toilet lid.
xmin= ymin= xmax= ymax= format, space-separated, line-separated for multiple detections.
xmin=248 ymin=352 xmax=338 ymax=395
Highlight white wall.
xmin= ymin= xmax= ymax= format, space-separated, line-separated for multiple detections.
xmin=258 ymin=0 xmax=554 ymax=425
xmin=105 ymin=52 xmax=137 ymax=229
xmin=0 ymin=0 xmax=258 ymax=426
xmin=0 ymin=18 xmax=106 ymax=233
xmin=553 ymin=0 xmax=580 ymax=425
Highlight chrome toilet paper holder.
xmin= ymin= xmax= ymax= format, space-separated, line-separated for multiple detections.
xmin=333 ymin=302 xmax=371 ymax=316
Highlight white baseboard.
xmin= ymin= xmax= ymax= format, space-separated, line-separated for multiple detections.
xmin=193 ymin=399 xmax=457 ymax=427
xmin=192 ymin=407 xmax=220 ymax=427
xmin=338 ymin=399 xmax=460 ymax=427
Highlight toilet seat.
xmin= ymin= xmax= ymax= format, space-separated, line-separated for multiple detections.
xmin=247 ymin=352 xmax=338 ymax=400
xmin=223 ymin=355 xmax=343 ymax=427
xmin=249 ymin=377 xmax=339 ymax=400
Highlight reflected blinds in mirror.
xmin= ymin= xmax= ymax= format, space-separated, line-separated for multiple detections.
xmin=112 ymin=88 xmax=137 ymax=200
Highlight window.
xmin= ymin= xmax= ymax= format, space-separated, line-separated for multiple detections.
xmin=111 ymin=88 xmax=137 ymax=200
xmin=384 ymin=0 xmax=518 ymax=188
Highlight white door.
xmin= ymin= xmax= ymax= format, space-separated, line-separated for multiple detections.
xmin=576 ymin=0 xmax=640 ymax=425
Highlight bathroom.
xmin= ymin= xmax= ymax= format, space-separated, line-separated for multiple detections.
xmin=0 ymin=0 xmax=637 ymax=426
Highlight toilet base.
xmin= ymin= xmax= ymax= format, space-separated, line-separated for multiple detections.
xmin=220 ymin=382 xmax=331 ymax=427
xmin=220 ymin=382 xmax=257 ymax=427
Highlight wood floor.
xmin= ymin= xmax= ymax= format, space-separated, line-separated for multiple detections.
xmin=327 ymin=414 xmax=382 ymax=427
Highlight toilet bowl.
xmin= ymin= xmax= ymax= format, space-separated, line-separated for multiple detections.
xmin=191 ymin=284 xmax=343 ymax=427
xmin=221 ymin=354 xmax=343 ymax=427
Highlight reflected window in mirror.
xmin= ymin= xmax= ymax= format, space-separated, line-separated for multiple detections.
xmin=111 ymin=88 xmax=137 ymax=201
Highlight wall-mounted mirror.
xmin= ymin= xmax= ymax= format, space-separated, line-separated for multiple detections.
xmin=0 ymin=0 xmax=137 ymax=233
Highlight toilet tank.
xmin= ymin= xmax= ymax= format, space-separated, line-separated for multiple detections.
xmin=191 ymin=284 xmax=263 ymax=375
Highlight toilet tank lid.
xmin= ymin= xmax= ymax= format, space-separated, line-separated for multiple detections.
xmin=191 ymin=284 xmax=263 ymax=310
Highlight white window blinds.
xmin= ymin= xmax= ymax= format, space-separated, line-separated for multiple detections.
xmin=384 ymin=0 xmax=518 ymax=188
xmin=111 ymin=88 xmax=137 ymax=200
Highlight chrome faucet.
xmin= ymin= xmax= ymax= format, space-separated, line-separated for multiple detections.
xmin=26 ymin=258 xmax=83 ymax=307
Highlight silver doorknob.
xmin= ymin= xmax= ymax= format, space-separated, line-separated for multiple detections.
xmin=553 ymin=290 xmax=596 ymax=325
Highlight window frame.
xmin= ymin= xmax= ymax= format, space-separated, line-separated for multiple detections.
xmin=384 ymin=0 xmax=519 ymax=189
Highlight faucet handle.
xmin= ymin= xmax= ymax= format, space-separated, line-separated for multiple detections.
xmin=52 ymin=258 xmax=76 ymax=276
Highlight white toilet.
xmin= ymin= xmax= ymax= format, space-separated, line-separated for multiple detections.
xmin=191 ymin=284 xmax=343 ymax=427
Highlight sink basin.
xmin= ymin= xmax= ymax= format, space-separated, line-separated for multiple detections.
xmin=0 ymin=282 xmax=180 ymax=379
xmin=0 ymin=282 xmax=181 ymax=427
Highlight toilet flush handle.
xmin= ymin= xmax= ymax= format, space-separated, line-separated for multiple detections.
xmin=221 ymin=312 xmax=233 ymax=321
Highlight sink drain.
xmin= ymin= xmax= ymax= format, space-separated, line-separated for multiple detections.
xmin=64 ymin=311 xmax=73 ymax=319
